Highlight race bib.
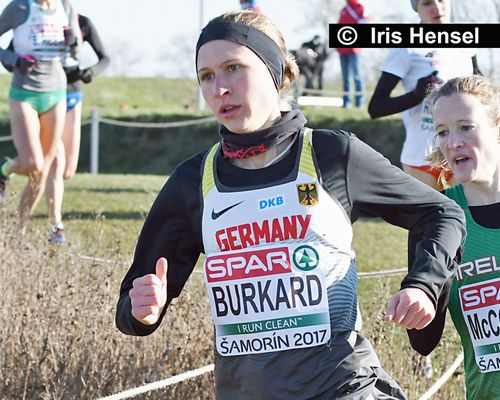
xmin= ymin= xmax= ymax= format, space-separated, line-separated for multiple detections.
xmin=460 ymin=277 xmax=500 ymax=373
xmin=204 ymin=244 xmax=331 ymax=356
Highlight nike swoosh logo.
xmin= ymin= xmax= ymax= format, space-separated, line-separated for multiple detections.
xmin=211 ymin=201 xmax=244 ymax=220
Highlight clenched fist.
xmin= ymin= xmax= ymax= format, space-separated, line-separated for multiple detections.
xmin=385 ymin=287 xmax=436 ymax=330
xmin=129 ymin=258 xmax=168 ymax=325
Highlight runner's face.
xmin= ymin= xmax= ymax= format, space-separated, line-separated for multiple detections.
xmin=433 ymin=93 xmax=500 ymax=184
xmin=197 ymin=40 xmax=282 ymax=134
xmin=417 ymin=0 xmax=451 ymax=24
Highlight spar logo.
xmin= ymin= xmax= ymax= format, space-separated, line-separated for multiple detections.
xmin=460 ymin=279 xmax=500 ymax=311
xmin=205 ymin=247 xmax=291 ymax=283
xmin=292 ymin=245 xmax=319 ymax=271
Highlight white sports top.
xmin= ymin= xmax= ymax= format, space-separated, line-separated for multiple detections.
xmin=13 ymin=0 xmax=68 ymax=61
xmin=381 ymin=48 xmax=475 ymax=166
xmin=201 ymin=129 xmax=360 ymax=356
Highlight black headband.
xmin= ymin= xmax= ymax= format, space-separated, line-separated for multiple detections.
xmin=195 ymin=17 xmax=285 ymax=91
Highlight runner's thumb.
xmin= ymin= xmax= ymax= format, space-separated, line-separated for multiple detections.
xmin=385 ymin=293 xmax=399 ymax=321
xmin=155 ymin=257 xmax=168 ymax=286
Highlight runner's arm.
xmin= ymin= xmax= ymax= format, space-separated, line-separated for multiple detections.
xmin=80 ymin=15 xmax=110 ymax=77
xmin=116 ymin=152 xmax=206 ymax=336
xmin=405 ymin=228 xmax=459 ymax=355
xmin=312 ymin=129 xmax=465 ymax=309
xmin=345 ymin=136 xmax=465 ymax=307
xmin=0 ymin=0 xmax=29 ymax=69
xmin=367 ymin=72 xmax=423 ymax=119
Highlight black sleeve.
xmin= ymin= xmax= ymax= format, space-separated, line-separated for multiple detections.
xmin=80 ymin=15 xmax=110 ymax=76
xmin=0 ymin=39 xmax=13 ymax=72
xmin=0 ymin=0 xmax=28 ymax=69
xmin=314 ymin=130 xmax=465 ymax=308
xmin=405 ymin=279 xmax=451 ymax=355
xmin=115 ymin=152 xmax=206 ymax=336
xmin=346 ymin=135 xmax=465 ymax=306
xmin=367 ymin=72 xmax=422 ymax=119
xmin=405 ymin=223 xmax=462 ymax=355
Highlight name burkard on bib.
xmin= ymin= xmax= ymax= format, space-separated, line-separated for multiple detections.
xmin=204 ymin=217 xmax=331 ymax=356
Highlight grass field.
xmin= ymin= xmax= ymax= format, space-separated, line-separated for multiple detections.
xmin=0 ymin=173 xmax=465 ymax=399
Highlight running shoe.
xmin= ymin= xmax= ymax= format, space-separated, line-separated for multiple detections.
xmin=0 ymin=157 xmax=10 ymax=198
xmin=48 ymin=223 xmax=65 ymax=244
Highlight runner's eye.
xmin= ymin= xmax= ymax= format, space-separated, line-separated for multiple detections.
xmin=199 ymin=72 xmax=214 ymax=82
xmin=227 ymin=64 xmax=241 ymax=73
xmin=460 ymin=124 xmax=474 ymax=133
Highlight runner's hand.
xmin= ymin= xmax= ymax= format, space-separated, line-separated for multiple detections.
xmin=16 ymin=55 xmax=36 ymax=74
xmin=129 ymin=258 xmax=168 ymax=325
xmin=80 ymin=68 xmax=93 ymax=84
xmin=65 ymin=67 xmax=93 ymax=84
xmin=64 ymin=26 xmax=77 ymax=46
xmin=385 ymin=287 xmax=435 ymax=330
xmin=413 ymin=71 xmax=442 ymax=101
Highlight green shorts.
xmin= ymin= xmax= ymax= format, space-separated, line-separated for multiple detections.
xmin=9 ymin=87 xmax=66 ymax=114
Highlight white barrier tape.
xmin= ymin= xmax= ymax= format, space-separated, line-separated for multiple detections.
xmin=301 ymin=88 xmax=347 ymax=96
xmin=358 ymin=268 xmax=407 ymax=278
xmin=98 ymin=116 xmax=217 ymax=129
xmin=97 ymin=363 xmax=215 ymax=400
xmin=0 ymin=135 xmax=12 ymax=142
xmin=418 ymin=352 xmax=464 ymax=400
xmin=79 ymin=254 xmax=121 ymax=264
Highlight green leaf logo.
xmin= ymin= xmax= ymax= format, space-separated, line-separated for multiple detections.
xmin=293 ymin=245 xmax=319 ymax=271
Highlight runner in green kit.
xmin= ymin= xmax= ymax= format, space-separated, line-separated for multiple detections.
xmin=409 ymin=75 xmax=500 ymax=399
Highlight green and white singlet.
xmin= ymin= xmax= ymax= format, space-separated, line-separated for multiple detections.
xmin=201 ymin=129 xmax=360 ymax=357
xmin=447 ymin=185 xmax=500 ymax=399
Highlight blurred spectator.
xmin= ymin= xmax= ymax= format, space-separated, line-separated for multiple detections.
xmin=336 ymin=0 xmax=368 ymax=108
xmin=299 ymin=35 xmax=328 ymax=92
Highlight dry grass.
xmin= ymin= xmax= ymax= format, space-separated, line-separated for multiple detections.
xmin=0 ymin=174 xmax=465 ymax=399
xmin=0 ymin=215 xmax=215 ymax=400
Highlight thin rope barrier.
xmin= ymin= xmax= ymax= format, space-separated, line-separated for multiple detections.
xmin=358 ymin=268 xmax=407 ymax=278
xmin=95 ymin=348 xmax=463 ymax=400
xmin=0 ymin=116 xmax=216 ymax=144
xmin=79 ymin=253 xmax=406 ymax=279
xmin=79 ymin=254 xmax=120 ymax=264
xmin=98 ymin=116 xmax=217 ymax=128
xmin=417 ymin=352 xmax=464 ymax=400
xmin=96 ymin=363 xmax=215 ymax=400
